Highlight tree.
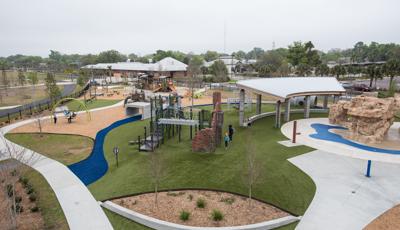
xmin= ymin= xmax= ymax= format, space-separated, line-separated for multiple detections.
xmin=210 ymin=60 xmax=229 ymax=82
xmin=383 ymin=59 xmax=400 ymax=87
xmin=203 ymin=51 xmax=219 ymax=62
xmin=77 ymin=70 xmax=89 ymax=87
xmin=246 ymin=47 xmax=265 ymax=60
xmin=256 ymin=50 xmax=288 ymax=77
xmin=287 ymin=41 xmax=321 ymax=76
xmin=128 ymin=53 xmax=138 ymax=61
xmin=232 ymin=50 xmax=246 ymax=60
xmin=27 ymin=72 xmax=39 ymax=99
xmin=0 ymin=134 xmax=38 ymax=229
xmin=187 ymin=55 xmax=203 ymax=107
xmin=152 ymin=50 xmax=186 ymax=63
xmin=242 ymin=138 xmax=262 ymax=208
xmin=96 ymin=50 xmax=127 ymax=63
xmin=148 ymin=150 xmax=166 ymax=208
xmin=45 ymin=72 xmax=61 ymax=102
xmin=365 ymin=65 xmax=380 ymax=88
xmin=315 ymin=64 xmax=330 ymax=76
xmin=17 ymin=70 xmax=26 ymax=86
xmin=0 ymin=59 xmax=9 ymax=97
xmin=330 ymin=65 xmax=346 ymax=79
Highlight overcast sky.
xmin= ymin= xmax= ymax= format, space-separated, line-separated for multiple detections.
xmin=0 ymin=0 xmax=399 ymax=57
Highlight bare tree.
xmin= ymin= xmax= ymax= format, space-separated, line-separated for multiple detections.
xmin=35 ymin=114 xmax=44 ymax=137
xmin=242 ymin=138 xmax=262 ymax=208
xmin=148 ymin=150 xmax=166 ymax=208
xmin=0 ymin=133 xmax=39 ymax=229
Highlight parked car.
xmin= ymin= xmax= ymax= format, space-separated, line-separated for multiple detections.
xmin=353 ymin=84 xmax=371 ymax=92
xmin=341 ymin=82 xmax=353 ymax=89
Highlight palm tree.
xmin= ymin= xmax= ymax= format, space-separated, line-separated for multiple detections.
xmin=366 ymin=65 xmax=377 ymax=88
xmin=383 ymin=59 xmax=400 ymax=88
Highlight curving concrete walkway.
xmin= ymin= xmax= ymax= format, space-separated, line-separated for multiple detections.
xmin=0 ymin=104 xmax=121 ymax=229
xmin=289 ymin=150 xmax=400 ymax=230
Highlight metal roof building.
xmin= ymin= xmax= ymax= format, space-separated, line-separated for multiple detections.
xmin=82 ymin=57 xmax=188 ymax=72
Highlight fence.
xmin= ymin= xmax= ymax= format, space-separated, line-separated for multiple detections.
xmin=0 ymin=82 xmax=90 ymax=125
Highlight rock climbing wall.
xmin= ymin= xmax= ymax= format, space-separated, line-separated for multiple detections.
xmin=329 ymin=95 xmax=400 ymax=143
xmin=192 ymin=92 xmax=224 ymax=152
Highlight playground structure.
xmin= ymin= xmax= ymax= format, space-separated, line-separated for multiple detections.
xmin=136 ymin=74 xmax=177 ymax=93
xmin=123 ymin=89 xmax=146 ymax=106
xmin=52 ymin=98 xmax=91 ymax=123
xmin=192 ymin=92 xmax=224 ymax=153
xmin=136 ymin=94 xmax=212 ymax=152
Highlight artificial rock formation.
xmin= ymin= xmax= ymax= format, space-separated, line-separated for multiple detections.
xmin=329 ymin=95 xmax=400 ymax=143
xmin=192 ymin=92 xmax=224 ymax=153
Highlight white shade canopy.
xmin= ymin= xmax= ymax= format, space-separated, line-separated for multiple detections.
xmin=236 ymin=77 xmax=345 ymax=100
xmin=82 ymin=57 xmax=187 ymax=72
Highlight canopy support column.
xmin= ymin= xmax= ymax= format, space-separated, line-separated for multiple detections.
xmin=256 ymin=94 xmax=262 ymax=114
xmin=333 ymin=95 xmax=339 ymax=103
xmin=284 ymin=98 xmax=291 ymax=122
xmin=323 ymin=95 xmax=329 ymax=109
xmin=275 ymin=100 xmax=281 ymax=128
xmin=304 ymin=96 xmax=310 ymax=118
xmin=239 ymin=89 xmax=245 ymax=126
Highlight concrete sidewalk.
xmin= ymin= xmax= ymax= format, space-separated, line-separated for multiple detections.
xmin=0 ymin=106 xmax=116 ymax=229
xmin=289 ymin=150 xmax=400 ymax=230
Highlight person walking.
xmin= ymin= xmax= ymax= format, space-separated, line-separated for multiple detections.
xmin=224 ymin=132 xmax=230 ymax=149
xmin=53 ymin=113 xmax=57 ymax=124
xmin=228 ymin=124 xmax=234 ymax=142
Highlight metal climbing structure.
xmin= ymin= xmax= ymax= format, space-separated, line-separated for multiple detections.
xmin=137 ymin=95 xmax=211 ymax=152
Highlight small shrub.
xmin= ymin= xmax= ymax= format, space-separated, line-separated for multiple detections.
xmin=15 ymin=196 xmax=22 ymax=203
xmin=19 ymin=177 xmax=29 ymax=187
xmin=10 ymin=169 xmax=18 ymax=177
xmin=220 ymin=197 xmax=235 ymax=205
xmin=196 ymin=198 xmax=206 ymax=208
xmin=187 ymin=194 xmax=193 ymax=201
xmin=29 ymin=194 xmax=37 ymax=202
xmin=30 ymin=206 xmax=40 ymax=212
xmin=6 ymin=184 xmax=13 ymax=197
xmin=179 ymin=210 xmax=190 ymax=221
xmin=211 ymin=209 xmax=224 ymax=221
xmin=26 ymin=186 xmax=34 ymax=195
xmin=12 ymin=204 xmax=23 ymax=213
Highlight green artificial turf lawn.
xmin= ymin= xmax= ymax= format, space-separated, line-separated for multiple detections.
xmin=22 ymin=166 xmax=69 ymax=229
xmin=90 ymin=106 xmax=319 ymax=219
xmin=65 ymin=99 xmax=120 ymax=111
xmin=0 ymin=160 xmax=69 ymax=229
xmin=5 ymin=133 xmax=93 ymax=165
xmin=103 ymin=209 xmax=151 ymax=230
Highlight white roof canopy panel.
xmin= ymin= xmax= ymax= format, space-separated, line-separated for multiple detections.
xmin=82 ymin=57 xmax=187 ymax=72
xmin=236 ymin=77 xmax=345 ymax=100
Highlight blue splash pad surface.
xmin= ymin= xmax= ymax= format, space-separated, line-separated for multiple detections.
xmin=68 ymin=115 xmax=142 ymax=185
xmin=309 ymin=123 xmax=400 ymax=155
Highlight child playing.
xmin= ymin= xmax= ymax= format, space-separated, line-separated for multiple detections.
xmin=224 ymin=132 xmax=230 ymax=149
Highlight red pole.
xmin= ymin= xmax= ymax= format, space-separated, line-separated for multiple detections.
xmin=292 ymin=120 xmax=297 ymax=143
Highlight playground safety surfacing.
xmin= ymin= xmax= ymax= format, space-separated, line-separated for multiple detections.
xmin=280 ymin=118 xmax=400 ymax=164
xmin=68 ymin=115 xmax=142 ymax=185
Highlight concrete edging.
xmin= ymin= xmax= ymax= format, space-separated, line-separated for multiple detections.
xmin=248 ymin=108 xmax=328 ymax=124
xmin=100 ymin=200 xmax=301 ymax=230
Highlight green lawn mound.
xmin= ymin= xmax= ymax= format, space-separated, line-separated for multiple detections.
xmin=90 ymin=106 xmax=319 ymax=219
xmin=65 ymin=99 xmax=120 ymax=111
xmin=5 ymin=133 xmax=93 ymax=165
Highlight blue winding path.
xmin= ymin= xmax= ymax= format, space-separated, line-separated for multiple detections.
xmin=68 ymin=115 xmax=142 ymax=185
xmin=310 ymin=123 xmax=400 ymax=155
